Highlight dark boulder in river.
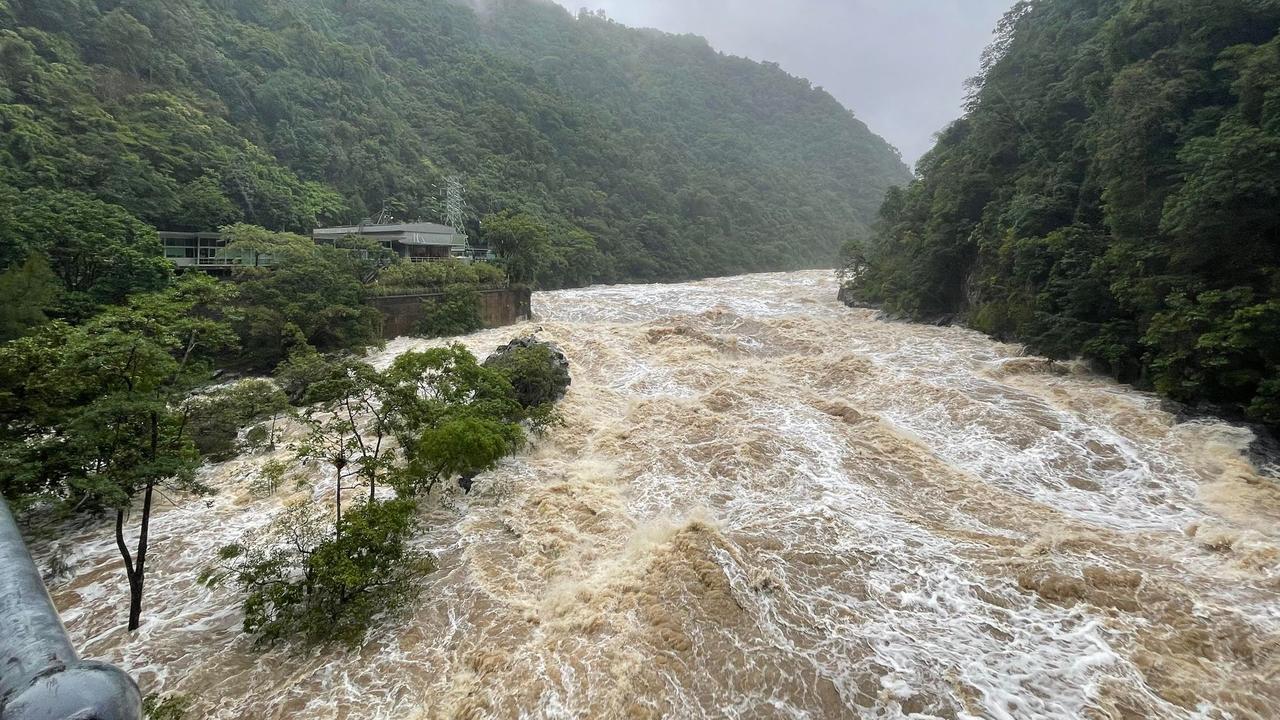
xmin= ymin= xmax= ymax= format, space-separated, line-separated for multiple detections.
xmin=483 ymin=337 xmax=571 ymax=409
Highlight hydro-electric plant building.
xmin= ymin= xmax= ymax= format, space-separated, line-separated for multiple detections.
xmin=160 ymin=231 xmax=275 ymax=270
xmin=161 ymin=222 xmax=495 ymax=272
xmin=312 ymin=222 xmax=494 ymax=263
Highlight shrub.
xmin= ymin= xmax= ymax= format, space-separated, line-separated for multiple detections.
xmin=483 ymin=341 xmax=571 ymax=409
xmin=412 ymin=414 xmax=525 ymax=494
xmin=249 ymin=459 xmax=291 ymax=498
xmin=416 ymin=285 xmax=484 ymax=338
xmin=206 ymin=499 xmax=434 ymax=647
xmin=273 ymin=345 xmax=361 ymax=406
xmin=372 ymin=260 xmax=506 ymax=295
xmin=243 ymin=424 xmax=270 ymax=452
xmin=185 ymin=379 xmax=291 ymax=461
xmin=144 ymin=694 xmax=191 ymax=720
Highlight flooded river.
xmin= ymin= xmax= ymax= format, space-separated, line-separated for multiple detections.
xmin=37 ymin=270 xmax=1280 ymax=719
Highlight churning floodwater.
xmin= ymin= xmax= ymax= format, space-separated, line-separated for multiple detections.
xmin=35 ymin=270 xmax=1280 ymax=719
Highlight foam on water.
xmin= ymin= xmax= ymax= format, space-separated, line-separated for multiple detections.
xmin=30 ymin=270 xmax=1280 ymax=719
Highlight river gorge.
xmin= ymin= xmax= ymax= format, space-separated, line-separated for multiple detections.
xmin=35 ymin=270 xmax=1280 ymax=719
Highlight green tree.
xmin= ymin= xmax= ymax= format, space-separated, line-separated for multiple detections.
xmin=0 ymin=187 xmax=171 ymax=313
xmin=2 ymin=0 xmax=910 ymax=288
xmin=204 ymin=498 xmax=434 ymax=647
xmin=381 ymin=346 xmax=525 ymax=489
xmin=294 ymin=359 xmax=398 ymax=531
xmin=415 ymin=285 xmax=484 ymax=338
xmin=483 ymin=342 xmax=571 ymax=410
xmin=223 ymin=225 xmax=383 ymax=371
xmin=200 ymin=343 xmax=569 ymax=647
xmin=482 ymin=211 xmax=550 ymax=285
xmin=88 ymin=9 xmax=157 ymax=77
xmin=0 ymin=253 xmax=59 ymax=341
xmin=842 ymin=0 xmax=1280 ymax=426
xmin=185 ymin=379 xmax=291 ymax=461
xmin=414 ymin=415 xmax=523 ymax=494
xmin=174 ymin=174 xmax=244 ymax=231
xmin=0 ymin=274 xmax=236 ymax=630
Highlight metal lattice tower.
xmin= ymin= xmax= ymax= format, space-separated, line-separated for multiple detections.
xmin=445 ymin=176 xmax=467 ymax=240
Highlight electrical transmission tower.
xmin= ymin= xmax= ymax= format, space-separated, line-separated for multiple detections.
xmin=445 ymin=176 xmax=467 ymax=240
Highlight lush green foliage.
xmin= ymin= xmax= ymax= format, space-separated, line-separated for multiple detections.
xmin=370 ymin=259 xmax=507 ymax=296
xmin=0 ymin=253 xmax=58 ymax=341
xmin=222 ymin=225 xmax=386 ymax=371
xmin=414 ymin=286 xmax=484 ymax=339
xmin=0 ymin=273 xmax=238 ymax=628
xmin=843 ymin=0 xmax=1280 ymax=425
xmin=0 ymin=274 xmax=236 ymax=506
xmin=0 ymin=0 xmax=907 ymax=289
xmin=484 ymin=343 xmax=572 ymax=410
xmin=207 ymin=498 xmax=434 ymax=647
xmin=288 ymin=344 xmax=531 ymax=502
xmin=209 ymin=343 xmax=548 ymax=646
xmin=382 ymin=345 xmax=530 ymax=493
xmin=0 ymin=187 xmax=171 ymax=318
xmin=143 ymin=693 xmax=191 ymax=720
xmin=185 ymin=379 xmax=290 ymax=461
xmin=482 ymin=211 xmax=551 ymax=285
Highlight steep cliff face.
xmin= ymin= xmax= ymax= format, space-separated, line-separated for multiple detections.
xmin=0 ymin=0 xmax=909 ymax=287
xmin=842 ymin=0 xmax=1280 ymax=426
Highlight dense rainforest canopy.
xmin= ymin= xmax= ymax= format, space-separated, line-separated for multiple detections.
xmin=843 ymin=0 xmax=1280 ymax=427
xmin=0 ymin=0 xmax=908 ymax=289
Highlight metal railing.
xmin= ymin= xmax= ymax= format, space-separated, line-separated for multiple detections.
xmin=407 ymin=254 xmax=497 ymax=263
xmin=0 ymin=496 xmax=141 ymax=720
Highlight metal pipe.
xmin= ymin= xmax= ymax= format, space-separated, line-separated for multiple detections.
xmin=0 ymin=495 xmax=142 ymax=720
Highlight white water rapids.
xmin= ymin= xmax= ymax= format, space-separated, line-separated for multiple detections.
xmin=34 ymin=270 xmax=1280 ymax=719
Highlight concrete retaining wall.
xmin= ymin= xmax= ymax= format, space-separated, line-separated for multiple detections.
xmin=369 ymin=287 xmax=532 ymax=339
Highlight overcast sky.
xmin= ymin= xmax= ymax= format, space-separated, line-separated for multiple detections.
xmin=549 ymin=0 xmax=1016 ymax=167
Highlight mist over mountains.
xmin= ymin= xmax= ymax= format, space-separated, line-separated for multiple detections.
xmin=0 ymin=0 xmax=910 ymax=287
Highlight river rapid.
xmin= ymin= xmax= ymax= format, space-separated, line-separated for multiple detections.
xmin=36 ymin=270 xmax=1280 ymax=719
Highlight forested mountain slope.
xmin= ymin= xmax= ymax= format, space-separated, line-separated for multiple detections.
xmin=843 ymin=0 xmax=1280 ymax=426
xmin=0 ymin=0 xmax=909 ymax=287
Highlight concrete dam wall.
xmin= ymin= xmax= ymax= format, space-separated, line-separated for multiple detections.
xmin=369 ymin=287 xmax=533 ymax=339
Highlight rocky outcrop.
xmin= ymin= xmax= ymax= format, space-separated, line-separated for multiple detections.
xmin=483 ymin=337 xmax=571 ymax=408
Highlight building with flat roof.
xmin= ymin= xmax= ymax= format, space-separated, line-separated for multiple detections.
xmin=312 ymin=222 xmax=494 ymax=262
xmin=161 ymin=222 xmax=496 ymax=272
xmin=160 ymin=232 xmax=274 ymax=270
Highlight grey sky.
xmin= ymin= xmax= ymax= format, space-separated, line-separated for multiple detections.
xmin=550 ymin=0 xmax=1015 ymax=167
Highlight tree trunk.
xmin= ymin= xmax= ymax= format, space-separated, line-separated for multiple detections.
xmin=127 ymin=480 xmax=155 ymax=632
xmin=334 ymin=461 xmax=344 ymax=540
xmin=121 ymin=415 xmax=161 ymax=632
xmin=114 ymin=509 xmax=136 ymax=625
xmin=127 ymin=575 xmax=144 ymax=632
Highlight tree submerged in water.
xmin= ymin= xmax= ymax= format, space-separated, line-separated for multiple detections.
xmin=204 ymin=341 xmax=568 ymax=647
xmin=202 ymin=499 xmax=433 ymax=648
xmin=0 ymin=274 xmax=238 ymax=631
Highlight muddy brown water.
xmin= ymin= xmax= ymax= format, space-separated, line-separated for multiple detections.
xmin=34 ymin=270 xmax=1280 ymax=719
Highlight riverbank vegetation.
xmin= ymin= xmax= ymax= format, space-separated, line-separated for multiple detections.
xmin=201 ymin=343 xmax=566 ymax=647
xmin=841 ymin=0 xmax=1280 ymax=428
xmin=0 ymin=211 xmax=567 ymax=634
